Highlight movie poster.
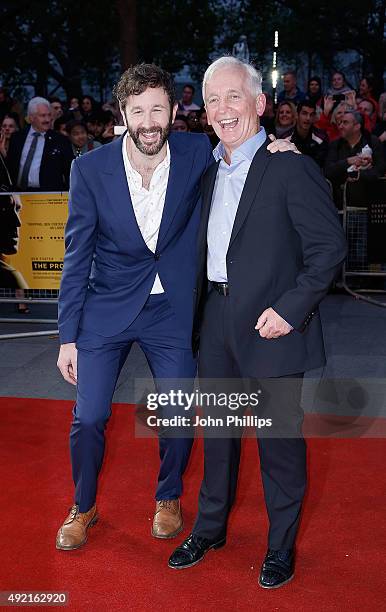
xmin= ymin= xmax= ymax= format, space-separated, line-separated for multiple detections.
xmin=0 ymin=192 xmax=68 ymax=290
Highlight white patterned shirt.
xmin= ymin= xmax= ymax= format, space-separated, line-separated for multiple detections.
xmin=122 ymin=133 xmax=170 ymax=294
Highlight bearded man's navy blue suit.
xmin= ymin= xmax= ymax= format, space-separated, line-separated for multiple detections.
xmin=58 ymin=132 xmax=213 ymax=512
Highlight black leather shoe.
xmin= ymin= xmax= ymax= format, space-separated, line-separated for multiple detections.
xmin=258 ymin=549 xmax=294 ymax=589
xmin=168 ymin=533 xmax=226 ymax=569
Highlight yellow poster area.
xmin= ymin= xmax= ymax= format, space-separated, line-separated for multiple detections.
xmin=6 ymin=193 xmax=68 ymax=290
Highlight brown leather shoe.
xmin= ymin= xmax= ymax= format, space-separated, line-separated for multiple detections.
xmin=56 ymin=504 xmax=98 ymax=551
xmin=151 ymin=499 xmax=183 ymax=539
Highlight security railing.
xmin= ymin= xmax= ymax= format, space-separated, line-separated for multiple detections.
xmin=341 ymin=178 xmax=386 ymax=307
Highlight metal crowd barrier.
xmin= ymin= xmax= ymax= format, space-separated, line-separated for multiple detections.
xmin=341 ymin=178 xmax=386 ymax=307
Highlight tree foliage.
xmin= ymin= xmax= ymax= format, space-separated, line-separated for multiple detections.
xmin=0 ymin=0 xmax=383 ymax=101
xmin=0 ymin=0 xmax=120 ymax=99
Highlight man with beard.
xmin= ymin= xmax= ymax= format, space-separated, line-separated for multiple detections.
xmin=56 ymin=63 xmax=295 ymax=552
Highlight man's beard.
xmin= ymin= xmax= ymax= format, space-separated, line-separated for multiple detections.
xmin=127 ymin=119 xmax=172 ymax=156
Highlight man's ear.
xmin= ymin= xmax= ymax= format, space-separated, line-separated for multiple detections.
xmin=204 ymin=105 xmax=212 ymax=126
xmin=256 ymin=93 xmax=266 ymax=118
xmin=171 ymin=103 xmax=178 ymax=124
xmin=120 ymin=106 xmax=127 ymax=127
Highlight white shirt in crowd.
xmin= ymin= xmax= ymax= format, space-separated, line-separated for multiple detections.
xmin=121 ymin=133 xmax=170 ymax=294
xmin=17 ymin=127 xmax=46 ymax=188
xmin=178 ymin=101 xmax=200 ymax=113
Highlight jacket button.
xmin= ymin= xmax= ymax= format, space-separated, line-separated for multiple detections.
xmin=154 ymin=253 xmax=160 ymax=261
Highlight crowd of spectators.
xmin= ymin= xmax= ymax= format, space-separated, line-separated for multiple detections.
xmin=0 ymin=70 xmax=385 ymax=202
xmin=260 ymin=71 xmax=386 ymax=205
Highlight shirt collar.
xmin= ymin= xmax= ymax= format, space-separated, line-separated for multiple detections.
xmin=29 ymin=126 xmax=46 ymax=137
xmin=213 ymin=127 xmax=267 ymax=164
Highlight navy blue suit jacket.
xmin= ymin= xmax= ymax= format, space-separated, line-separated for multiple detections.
xmin=195 ymin=138 xmax=348 ymax=377
xmin=58 ymin=132 xmax=213 ymax=344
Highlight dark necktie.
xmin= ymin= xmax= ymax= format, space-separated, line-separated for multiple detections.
xmin=19 ymin=132 xmax=41 ymax=189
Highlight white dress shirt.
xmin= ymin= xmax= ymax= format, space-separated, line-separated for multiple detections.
xmin=17 ymin=127 xmax=46 ymax=188
xmin=207 ymin=128 xmax=267 ymax=282
xmin=122 ymin=133 xmax=170 ymax=294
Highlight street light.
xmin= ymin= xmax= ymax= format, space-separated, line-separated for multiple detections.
xmin=272 ymin=30 xmax=279 ymax=104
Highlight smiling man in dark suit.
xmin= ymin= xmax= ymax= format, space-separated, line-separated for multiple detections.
xmin=168 ymin=56 xmax=347 ymax=588
xmin=6 ymin=96 xmax=73 ymax=191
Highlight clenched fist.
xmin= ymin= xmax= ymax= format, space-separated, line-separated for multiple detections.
xmin=255 ymin=307 xmax=293 ymax=339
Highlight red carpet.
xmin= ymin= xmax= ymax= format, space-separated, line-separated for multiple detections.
xmin=0 ymin=397 xmax=385 ymax=611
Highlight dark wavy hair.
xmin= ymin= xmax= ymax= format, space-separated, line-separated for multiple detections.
xmin=113 ymin=63 xmax=176 ymax=110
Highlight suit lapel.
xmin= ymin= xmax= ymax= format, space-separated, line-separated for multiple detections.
xmin=198 ymin=160 xmax=220 ymax=248
xmin=101 ymin=135 xmax=149 ymax=252
xmin=156 ymin=134 xmax=194 ymax=248
xmin=41 ymin=130 xmax=54 ymax=168
xmin=228 ymin=138 xmax=272 ymax=249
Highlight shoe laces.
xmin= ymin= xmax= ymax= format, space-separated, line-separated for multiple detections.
xmin=158 ymin=499 xmax=177 ymax=511
xmin=68 ymin=504 xmax=80 ymax=521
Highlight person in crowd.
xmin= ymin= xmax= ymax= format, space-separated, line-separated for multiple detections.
xmin=65 ymin=96 xmax=82 ymax=121
xmin=198 ymin=108 xmax=219 ymax=148
xmin=326 ymin=71 xmax=353 ymax=97
xmin=357 ymin=98 xmax=377 ymax=132
xmin=316 ymin=99 xmax=352 ymax=141
xmin=0 ymin=147 xmax=11 ymax=191
xmin=55 ymin=62 xmax=295 ymax=554
xmin=50 ymin=97 xmax=63 ymax=121
xmin=0 ymin=88 xmax=24 ymax=128
xmin=260 ymin=93 xmax=275 ymax=134
xmin=374 ymin=98 xmax=386 ymax=157
xmin=186 ymin=110 xmax=203 ymax=133
xmin=80 ymin=95 xmax=99 ymax=121
xmin=277 ymin=71 xmax=306 ymax=105
xmin=171 ymin=114 xmax=190 ymax=132
xmin=0 ymin=122 xmax=29 ymax=312
xmin=0 ymin=113 xmax=20 ymax=157
xmin=274 ymin=101 xmax=297 ymax=137
xmin=168 ymin=55 xmax=347 ymax=590
xmin=66 ymin=119 xmax=102 ymax=156
xmin=85 ymin=111 xmax=108 ymax=143
xmin=357 ymin=76 xmax=378 ymax=110
xmin=305 ymin=76 xmax=323 ymax=109
xmin=178 ymin=84 xmax=200 ymax=114
xmin=6 ymin=96 xmax=74 ymax=191
xmin=102 ymin=99 xmax=122 ymax=124
xmin=53 ymin=116 xmax=68 ymax=137
xmin=198 ymin=109 xmax=208 ymax=130
xmin=378 ymin=92 xmax=386 ymax=119
xmin=282 ymin=101 xmax=328 ymax=167
xmin=99 ymin=112 xmax=116 ymax=144
xmin=325 ymin=110 xmax=385 ymax=192
xmin=68 ymin=96 xmax=80 ymax=111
